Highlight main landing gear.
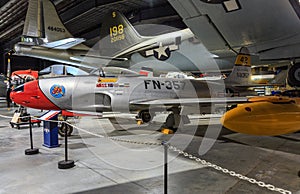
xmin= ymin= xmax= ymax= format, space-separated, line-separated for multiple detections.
xmin=136 ymin=110 xmax=152 ymax=124
xmin=136 ymin=108 xmax=190 ymax=134
xmin=161 ymin=108 xmax=190 ymax=133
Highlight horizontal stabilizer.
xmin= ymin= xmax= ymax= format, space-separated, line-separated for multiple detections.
xmin=41 ymin=38 xmax=86 ymax=49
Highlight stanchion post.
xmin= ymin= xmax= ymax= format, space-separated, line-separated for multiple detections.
xmin=25 ymin=116 xmax=39 ymax=155
xmin=162 ymin=141 xmax=168 ymax=194
xmin=58 ymin=122 xmax=75 ymax=169
xmin=65 ymin=125 xmax=68 ymax=161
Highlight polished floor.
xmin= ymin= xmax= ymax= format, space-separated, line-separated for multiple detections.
xmin=0 ymin=101 xmax=299 ymax=194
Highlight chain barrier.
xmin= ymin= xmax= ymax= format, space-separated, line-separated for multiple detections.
xmin=167 ymin=145 xmax=292 ymax=194
xmin=0 ymin=113 xmax=293 ymax=193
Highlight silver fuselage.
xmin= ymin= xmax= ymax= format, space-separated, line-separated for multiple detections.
xmin=38 ymin=75 xmax=225 ymax=114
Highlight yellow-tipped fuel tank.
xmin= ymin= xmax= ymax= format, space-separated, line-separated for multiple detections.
xmin=221 ymin=96 xmax=300 ymax=136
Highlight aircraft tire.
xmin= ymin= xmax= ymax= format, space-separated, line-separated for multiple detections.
xmin=58 ymin=123 xmax=73 ymax=137
xmin=139 ymin=110 xmax=152 ymax=123
xmin=288 ymin=63 xmax=300 ymax=87
xmin=163 ymin=113 xmax=177 ymax=132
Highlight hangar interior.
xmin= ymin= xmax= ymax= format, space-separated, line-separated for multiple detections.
xmin=0 ymin=0 xmax=300 ymax=194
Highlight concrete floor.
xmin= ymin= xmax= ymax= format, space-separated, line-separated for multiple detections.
xmin=0 ymin=102 xmax=300 ymax=194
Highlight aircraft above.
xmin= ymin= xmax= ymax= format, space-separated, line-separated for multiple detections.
xmin=13 ymin=0 xmax=237 ymax=74
xmin=168 ymin=0 xmax=300 ymax=86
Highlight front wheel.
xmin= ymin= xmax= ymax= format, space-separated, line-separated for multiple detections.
xmin=58 ymin=122 xmax=73 ymax=137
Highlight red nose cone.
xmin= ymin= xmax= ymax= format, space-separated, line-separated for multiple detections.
xmin=10 ymin=80 xmax=60 ymax=110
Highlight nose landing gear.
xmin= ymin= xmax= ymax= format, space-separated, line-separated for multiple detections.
xmin=58 ymin=115 xmax=73 ymax=137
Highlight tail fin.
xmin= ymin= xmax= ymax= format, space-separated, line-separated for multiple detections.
xmin=23 ymin=0 xmax=74 ymax=42
xmin=225 ymin=47 xmax=252 ymax=85
xmin=99 ymin=11 xmax=145 ymax=57
xmin=269 ymin=69 xmax=288 ymax=85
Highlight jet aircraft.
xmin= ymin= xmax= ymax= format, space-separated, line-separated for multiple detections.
xmin=14 ymin=0 xmax=234 ymax=73
xmin=168 ymin=0 xmax=300 ymax=87
xmin=10 ymin=67 xmax=247 ymax=131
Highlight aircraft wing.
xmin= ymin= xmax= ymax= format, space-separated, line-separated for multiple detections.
xmin=70 ymin=55 xmax=128 ymax=62
xmin=168 ymin=0 xmax=300 ymax=61
xmin=232 ymin=83 xmax=285 ymax=88
xmin=41 ymin=38 xmax=86 ymax=49
xmin=130 ymin=97 xmax=248 ymax=106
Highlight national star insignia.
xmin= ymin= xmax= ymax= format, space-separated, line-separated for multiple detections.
xmin=154 ymin=43 xmax=169 ymax=59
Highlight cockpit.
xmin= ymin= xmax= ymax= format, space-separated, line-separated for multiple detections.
xmin=39 ymin=64 xmax=91 ymax=77
xmin=90 ymin=67 xmax=141 ymax=77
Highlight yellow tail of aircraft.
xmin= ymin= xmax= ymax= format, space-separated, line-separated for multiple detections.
xmin=225 ymin=47 xmax=252 ymax=86
xmin=98 ymin=11 xmax=147 ymax=57
xmin=223 ymin=47 xmax=256 ymax=96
